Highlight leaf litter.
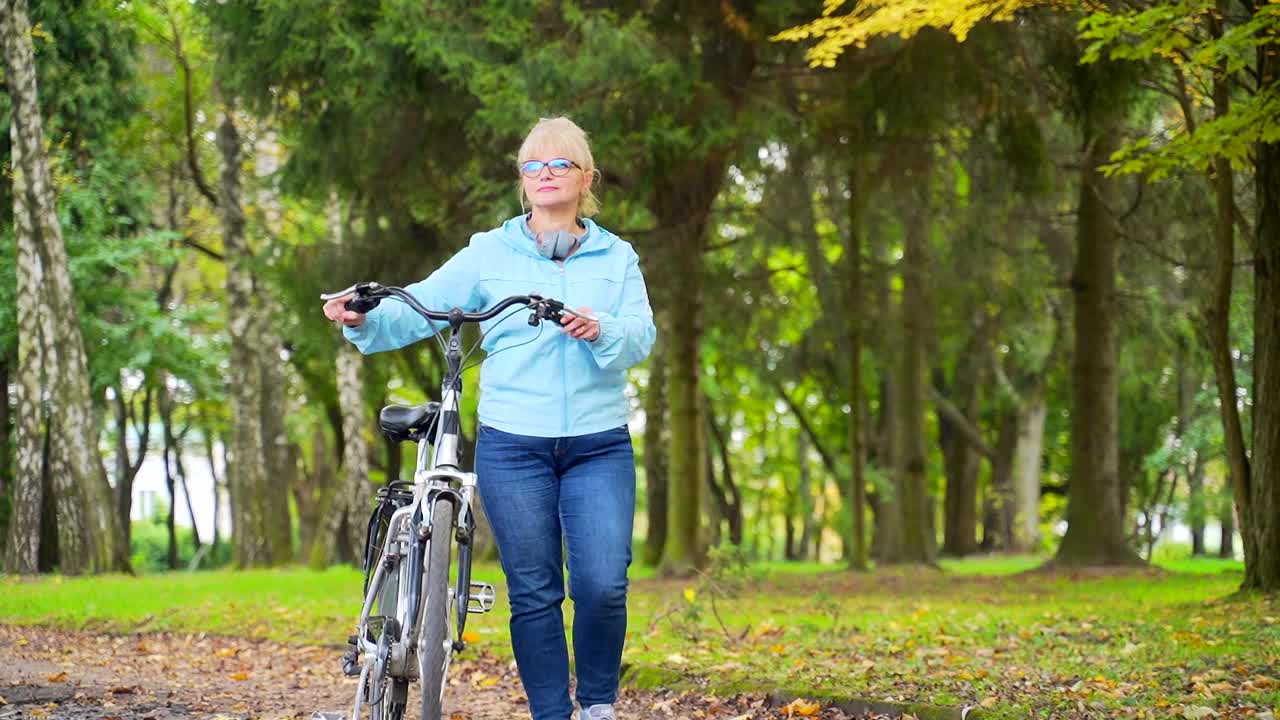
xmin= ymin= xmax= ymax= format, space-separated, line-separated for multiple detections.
xmin=0 ymin=626 xmax=876 ymax=719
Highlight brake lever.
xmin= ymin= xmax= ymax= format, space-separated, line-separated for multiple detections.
xmin=320 ymin=283 xmax=361 ymax=301
xmin=321 ymin=282 xmax=385 ymax=314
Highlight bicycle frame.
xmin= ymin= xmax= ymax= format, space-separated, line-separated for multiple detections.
xmin=350 ymin=322 xmax=478 ymax=720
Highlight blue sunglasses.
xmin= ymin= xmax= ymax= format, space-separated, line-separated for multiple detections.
xmin=519 ymin=158 xmax=580 ymax=178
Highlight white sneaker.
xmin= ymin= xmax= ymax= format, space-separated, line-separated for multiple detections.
xmin=580 ymin=704 xmax=615 ymax=720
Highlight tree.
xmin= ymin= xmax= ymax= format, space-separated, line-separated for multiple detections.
xmin=1079 ymin=0 xmax=1280 ymax=589
xmin=1 ymin=0 xmax=127 ymax=573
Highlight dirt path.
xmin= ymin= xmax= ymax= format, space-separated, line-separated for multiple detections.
xmin=0 ymin=626 xmax=862 ymax=720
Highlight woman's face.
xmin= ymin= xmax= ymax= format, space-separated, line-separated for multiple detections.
xmin=520 ymin=148 xmax=590 ymax=214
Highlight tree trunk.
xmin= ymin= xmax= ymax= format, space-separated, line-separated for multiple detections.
xmin=220 ymin=104 xmax=282 ymax=566
xmin=887 ymin=160 xmax=935 ymax=566
xmin=1008 ymin=388 xmax=1044 ymax=553
xmin=4 ymin=208 xmax=44 ymax=575
xmin=845 ymin=165 xmax=869 ymax=570
xmin=871 ymin=256 xmax=902 ymax=563
xmin=795 ymin=431 xmax=813 ymax=561
xmin=111 ymin=382 xmax=152 ymax=555
xmin=295 ymin=426 xmax=334 ymax=563
xmin=703 ymin=431 xmax=722 ymax=550
xmin=938 ymin=350 xmax=984 ymax=557
xmin=1176 ymin=337 xmax=1207 ymax=556
xmin=706 ymin=406 xmax=742 ymax=548
xmin=643 ymin=322 xmax=669 ymax=566
xmin=984 ymin=407 xmax=1019 ymax=552
xmin=1247 ymin=38 xmax=1280 ymax=592
xmin=1053 ymin=124 xmax=1142 ymax=567
xmin=1 ymin=354 xmax=11 ymax=548
xmin=2 ymin=0 xmax=124 ymax=573
xmin=1219 ymin=501 xmax=1235 ymax=559
xmin=311 ymin=343 xmax=372 ymax=567
xmin=656 ymin=159 xmax=724 ymax=578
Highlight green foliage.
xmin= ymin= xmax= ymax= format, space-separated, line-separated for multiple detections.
xmin=1079 ymin=0 xmax=1280 ymax=178
xmin=128 ymin=515 xmax=231 ymax=573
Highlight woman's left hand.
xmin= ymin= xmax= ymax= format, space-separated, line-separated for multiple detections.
xmin=561 ymin=306 xmax=600 ymax=342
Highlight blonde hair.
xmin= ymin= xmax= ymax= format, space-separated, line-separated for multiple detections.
xmin=517 ymin=116 xmax=601 ymax=217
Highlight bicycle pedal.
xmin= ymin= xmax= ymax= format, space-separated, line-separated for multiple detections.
xmin=467 ymin=581 xmax=497 ymax=614
xmin=340 ymin=635 xmax=360 ymax=677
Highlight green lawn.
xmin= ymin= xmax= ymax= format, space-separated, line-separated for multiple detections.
xmin=2 ymin=555 xmax=1276 ymax=719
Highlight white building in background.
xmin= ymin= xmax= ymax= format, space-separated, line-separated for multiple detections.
xmin=118 ymin=432 xmax=232 ymax=541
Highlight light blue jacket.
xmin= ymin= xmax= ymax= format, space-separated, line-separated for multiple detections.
xmin=344 ymin=215 xmax=657 ymax=438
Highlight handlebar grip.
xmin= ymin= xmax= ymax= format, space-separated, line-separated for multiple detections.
xmin=346 ymin=296 xmax=382 ymax=314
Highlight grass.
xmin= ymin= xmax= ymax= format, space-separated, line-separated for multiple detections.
xmin=2 ymin=554 xmax=1276 ymax=719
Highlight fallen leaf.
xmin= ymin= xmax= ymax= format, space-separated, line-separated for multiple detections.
xmin=462 ymin=631 xmax=480 ymax=643
xmin=1182 ymin=706 xmax=1217 ymax=720
xmin=228 ymin=672 xmax=250 ymax=681
xmin=46 ymin=671 xmax=68 ymax=683
xmin=109 ymin=687 xmax=135 ymax=695
xmin=782 ymin=698 xmax=820 ymax=717
xmin=215 ymin=647 xmax=240 ymax=658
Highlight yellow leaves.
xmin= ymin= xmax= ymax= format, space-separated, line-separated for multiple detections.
xmin=782 ymin=698 xmax=821 ymax=717
xmin=228 ymin=672 xmax=250 ymax=681
xmin=214 ymin=647 xmax=240 ymax=658
xmin=1181 ymin=706 xmax=1218 ymax=719
xmin=46 ymin=671 xmax=67 ymax=683
xmin=462 ymin=631 xmax=481 ymax=644
xmin=773 ymin=0 xmax=1043 ymax=68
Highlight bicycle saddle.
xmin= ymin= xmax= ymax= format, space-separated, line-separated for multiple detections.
xmin=379 ymin=401 xmax=441 ymax=443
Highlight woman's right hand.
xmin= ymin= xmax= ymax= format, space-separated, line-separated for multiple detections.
xmin=323 ymin=293 xmax=367 ymax=328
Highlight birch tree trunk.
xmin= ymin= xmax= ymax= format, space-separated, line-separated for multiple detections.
xmin=2 ymin=0 xmax=123 ymax=573
xmin=219 ymin=104 xmax=288 ymax=566
xmin=1013 ymin=386 xmax=1046 ymax=551
xmin=311 ymin=344 xmax=372 ymax=567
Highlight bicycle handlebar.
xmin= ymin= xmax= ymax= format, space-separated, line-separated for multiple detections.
xmin=320 ymin=282 xmax=595 ymax=327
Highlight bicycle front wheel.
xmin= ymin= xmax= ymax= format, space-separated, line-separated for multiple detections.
xmin=417 ymin=497 xmax=455 ymax=720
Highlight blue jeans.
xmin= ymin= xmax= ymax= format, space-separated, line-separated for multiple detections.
xmin=475 ymin=424 xmax=636 ymax=720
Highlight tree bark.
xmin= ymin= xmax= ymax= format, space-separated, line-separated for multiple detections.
xmin=1219 ymin=501 xmax=1235 ymax=559
xmin=1013 ymin=385 xmax=1047 ymax=551
xmin=219 ymin=103 xmax=288 ymax=566
xmin=656 ymin=157 xmax=726 ymax=577
xmin=1052 ymin=124 xmax=1142 ymax=567
xmin=886 ymin=159 xmax=935 ymax=565
xmin=311 ymin=344 xmax=371 ymax=567
xmin=642 ymin=311 xmax=669 ymax=566
xmin=1177 ymin=337 xmax=1206 ymax=556
xmin=112 ymin=382 xmax=153 ymax=555
xmin=706 ymin=406 xmax=742 ymax=547
xmin=938 ymin=338 xmax=985 ymax=557
xmin=0 ymin=354 xmax=10 ymax=547
xmin=984 ymin=407 xmax=1019 ymax=551
xmin=846 ymin=163 xmax=869 ymax=571
xmin=2 ymin=0 xmax=124 ymax=573
xmin=1247 ymin=36 xmax=1280 ymax=592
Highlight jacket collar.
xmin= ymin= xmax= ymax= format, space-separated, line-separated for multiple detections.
xmin=499 ymin=214 xmax=615 ymax=260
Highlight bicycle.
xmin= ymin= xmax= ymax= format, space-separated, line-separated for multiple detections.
xmin=318 ymin=282 xmax=591 ymax=720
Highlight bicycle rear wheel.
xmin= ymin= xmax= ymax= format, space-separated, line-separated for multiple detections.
xmin=417 ymin=497 xmax=455 ymax=720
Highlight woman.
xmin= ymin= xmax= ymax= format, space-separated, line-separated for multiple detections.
xmin=323 ymin=116 xmax=656 ymax=720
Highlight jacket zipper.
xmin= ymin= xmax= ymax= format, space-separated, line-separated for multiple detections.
xmin=559 ymin=261 xmax=569 ymax=436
